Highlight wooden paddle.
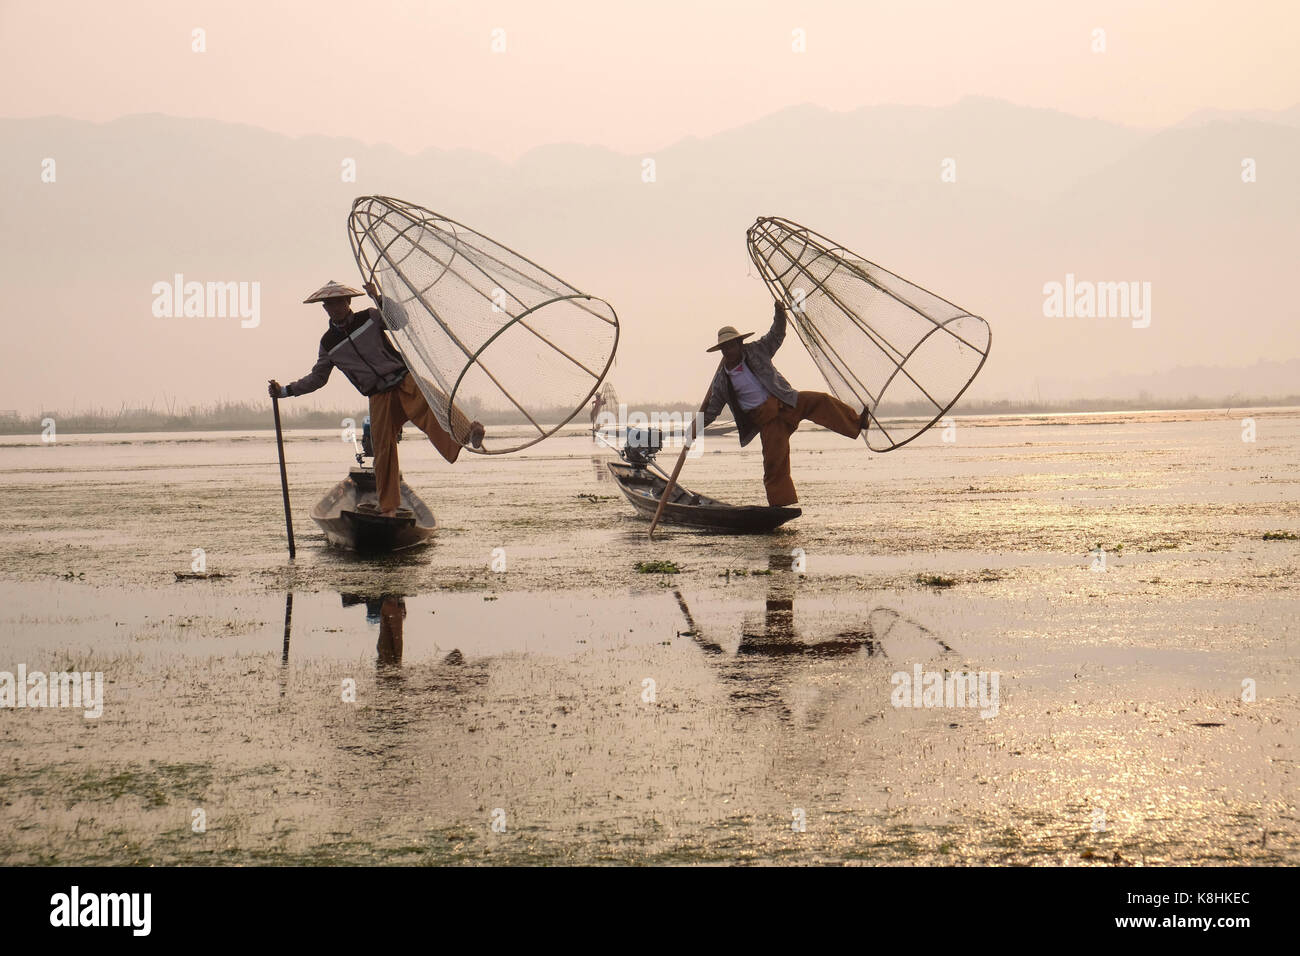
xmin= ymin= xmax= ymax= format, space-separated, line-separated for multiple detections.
xmin=272 ymin=393 xmax=296 ymax=559
xmin=648 ymin=384 xmax=715 ymax=539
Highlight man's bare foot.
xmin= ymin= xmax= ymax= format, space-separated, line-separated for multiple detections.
xmin=468 ymin=421 xmax=485 ymax=448
xmin=857 ymin=407 xmax=870 ymax=433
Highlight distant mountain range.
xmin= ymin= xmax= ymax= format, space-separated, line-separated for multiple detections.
xmin=1 ymin=96 xmax=1297 ymax=414
xmin=1175 ymin=104 xmax=1300 ymax=128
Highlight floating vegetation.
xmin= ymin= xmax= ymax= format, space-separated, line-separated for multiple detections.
xmin=636 ymin=560 xmax=680 ymax=574
xmin=916 ymin=574 xmax=958 ymax=589
xmin=719 ymin=567 xmax=774 ymax=579
xmin=574 ymin=493 xmax=615 ymax=503
xmin=66 ymin=762 xmax=214 ymax=809
xmin=1263 ymin=531 xmax=1298 ymax=541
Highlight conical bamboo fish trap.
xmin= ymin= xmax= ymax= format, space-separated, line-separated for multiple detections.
xmin=747 ymin=216 xmax=991 ymax=452
xmin=349 ymin=196 xmax=620 ymax=454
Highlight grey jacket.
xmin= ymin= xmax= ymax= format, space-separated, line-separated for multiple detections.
xmin=701 ymin=307 xmax=799 ymax=447
xmin=286 ymin=299 xmax=411 ymax=398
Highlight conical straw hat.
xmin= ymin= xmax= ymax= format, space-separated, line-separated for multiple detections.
xmin=706 ymin=326 xmax=754 ymax=352
xmin=303 ymin=280 xmax=363 ymax=303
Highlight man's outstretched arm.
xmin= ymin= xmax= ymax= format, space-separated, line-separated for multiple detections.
xmin=270 ymin=349 xmax=333 ymax=398
xmin=756 ymin=299 xmax=787 ymax=355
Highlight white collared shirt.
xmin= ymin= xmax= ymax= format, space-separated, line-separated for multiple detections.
xmin=726 ymin=360 xmax=770 ymax=410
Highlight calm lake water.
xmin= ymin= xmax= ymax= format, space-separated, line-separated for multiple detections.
xmin=0 ymin=409 xmax=1296 ymax=864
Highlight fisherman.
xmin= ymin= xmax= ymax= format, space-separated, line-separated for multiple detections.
xmin=268 ymin=280 xmax=485 ymax=517
xmin=699 ymin=301 xmax=868 ymax=507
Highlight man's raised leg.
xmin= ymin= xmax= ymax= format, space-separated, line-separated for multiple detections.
xmin=794 ymin=391 xmax=863 ymax=439
xmin=397 ymin=375 xmax=463 ymax=464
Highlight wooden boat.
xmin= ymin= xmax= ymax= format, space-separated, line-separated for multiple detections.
xmin=311 ymin=467 xmax=436 ymax=552
xmin=607 ymin=461 xmax=800 ymax=533
xmin=703 ymin=414 xmax=739 ymax=437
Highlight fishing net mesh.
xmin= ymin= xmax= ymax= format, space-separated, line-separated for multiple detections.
xmin=747 ymin=217 xmax=991 ymax=451
xmin=349 ymin=196 xmax=619 ymax=454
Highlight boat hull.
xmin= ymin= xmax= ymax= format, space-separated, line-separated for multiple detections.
xmin=607 ymin=461 xmax=800 ymax=533
xmin=310 ymin=468 xmax=437 ymax=552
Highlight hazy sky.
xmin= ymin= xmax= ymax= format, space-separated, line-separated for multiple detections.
xmin=2 ymin=1 xmax=1298 ymax=417
xmin=2 ymin=0 xmax=1297 ymax=159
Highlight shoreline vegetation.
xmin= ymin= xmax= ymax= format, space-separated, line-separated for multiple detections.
xmin=2 ymin=394 xmax=1297 ymax=436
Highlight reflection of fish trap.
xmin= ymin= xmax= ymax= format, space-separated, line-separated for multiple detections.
xmin=349 ymin=196 xmax=620 ymax=454
xmin=747 ymin=216 xmax=991 ymax=451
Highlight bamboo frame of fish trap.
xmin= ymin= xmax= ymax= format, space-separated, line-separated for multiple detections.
xmin=349 ymin=196 xmax=619 ymax=455
xmin=746 ymin=215 xmax=991 ymax=452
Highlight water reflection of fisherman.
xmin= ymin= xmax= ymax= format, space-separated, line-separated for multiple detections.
xmin=342 ymin=593 xmax=406 ymax=670
xmin=737 ymin=555 xmax=879 ymax=658
xmin=705 ymin=559 xmax=882 ymax=724
xmin=678 ymin=562 xmax=947 ymax=731
xmin=376 ymin=596 xmax=405 ymax=668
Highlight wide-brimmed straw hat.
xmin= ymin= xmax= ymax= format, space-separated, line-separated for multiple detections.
xmin=706 ymin=326 xmax=754 ymax=352
xmin=303 ymin=280 xmax=363 ymax=303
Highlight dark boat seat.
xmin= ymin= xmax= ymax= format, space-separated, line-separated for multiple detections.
xmin=354 ymin=501 xmax=414 ymax=519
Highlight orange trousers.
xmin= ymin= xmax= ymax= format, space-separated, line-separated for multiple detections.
xmin=746 ymin=391 xmax=862 ymax=506
xmin=369 ymin=374 xmax=464 ymax=513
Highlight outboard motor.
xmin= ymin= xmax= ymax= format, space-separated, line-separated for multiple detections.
xmin=356 ymin=415 xmax=401 ymax=465
xmin=361 ymin=416 xmax=374 ymax=458
xmin=623 ymin=427 xmax=662 ymax=468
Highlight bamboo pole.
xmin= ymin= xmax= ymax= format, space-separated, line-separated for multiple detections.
xmin=272 ymin=394 xmax=295 ymax=559
xmin=648 ymin=383 xmax=715 ymax=539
